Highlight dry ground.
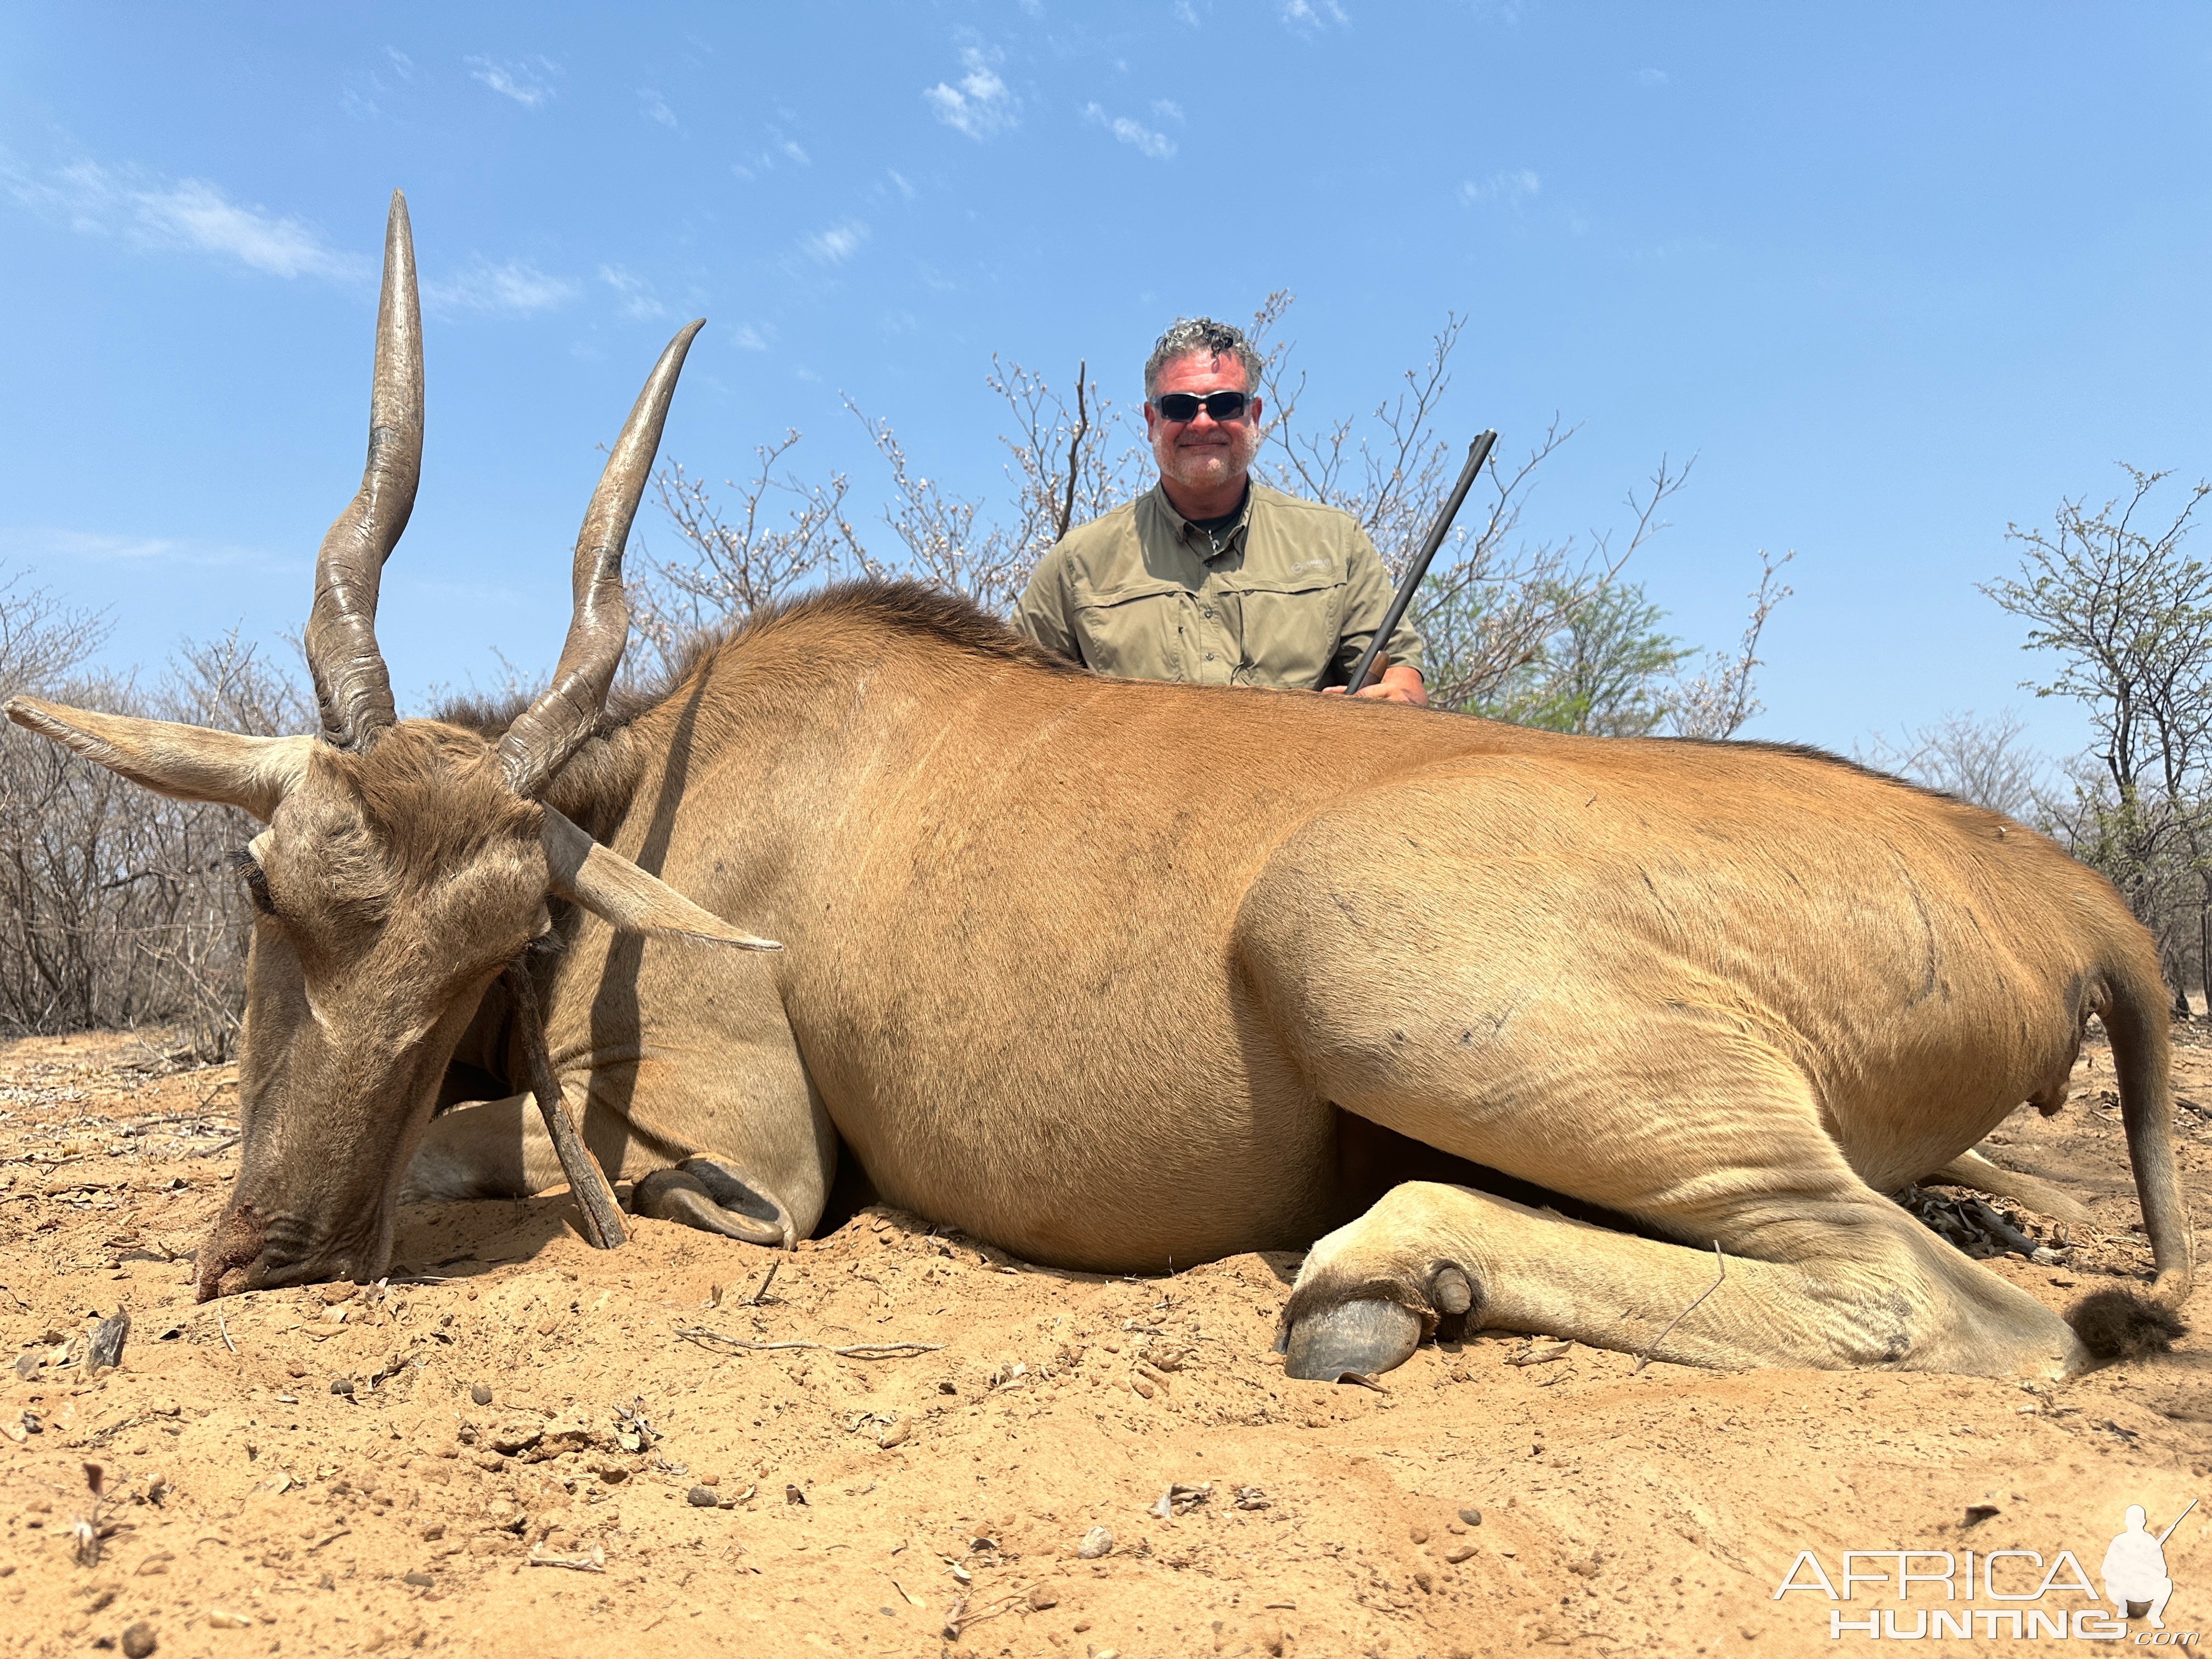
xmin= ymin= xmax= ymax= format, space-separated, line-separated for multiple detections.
xmin=2 ymin=1026 xmax=2209 ymax=1658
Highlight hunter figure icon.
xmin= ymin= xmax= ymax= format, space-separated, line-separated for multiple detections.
xmin=2103 ymin=1504 xmax=2183 ymax=1628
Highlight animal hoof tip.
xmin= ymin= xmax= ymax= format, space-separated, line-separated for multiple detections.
xmin=1432 ymin=1265 xmax=1474 ymax=1316
xmin=1283 ymin=1299 xmax=1423 ymax=1383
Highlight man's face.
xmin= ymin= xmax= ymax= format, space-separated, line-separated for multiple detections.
xmin=1146 ymin=352 xmax=1262 ymax=498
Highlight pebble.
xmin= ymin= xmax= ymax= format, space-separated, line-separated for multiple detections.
xmin=330 ymin=1379 xmax=354 ymax=1397
xmin=402 ymin=1571 xmax=434 ymax=1588
xmin=87 ymin=1310 xmax=131 ymax=1373
xmin=1028 ymin=1585 xmax=1059 ymax=1610
xmin=1409 ymin=1523 xmax=1429 ymax=1544
xmin=470 ymin=1384 xmax=493 ymax=1406
xmin=10 ymin=1352 xmax=37 ymax=1379
xmin=686 ymin=1486 xmax=719 ymax=1508
xmin=121 ymin=1624 xmax=156 ymax=1659
xmin=1077 ymin=1526 xmax=1114 ymax=1559
xmin=1458 ymin=1506 xmax=1483 ymax=1526
xmin=1445 ymin=1543 xmax=1478 ymax=1563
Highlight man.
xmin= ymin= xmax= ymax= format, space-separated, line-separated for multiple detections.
xmin=1013 ymin=317 xmax=1428 ymax=706
xmin=2101 ymin=1505 xmax=2175 ymax=1629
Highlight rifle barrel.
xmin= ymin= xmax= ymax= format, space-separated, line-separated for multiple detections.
xmin=2159 ymin=1497 xmax=2199 ymax=1544
xmin=1341 ymin=429 xmax=1498 ymax=697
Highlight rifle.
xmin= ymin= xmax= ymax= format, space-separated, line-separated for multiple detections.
xmin=2159 ymin=1498 xmax=2199 ymax=1544
xmin=1339 ymin=428 xmax=1498 ymax=697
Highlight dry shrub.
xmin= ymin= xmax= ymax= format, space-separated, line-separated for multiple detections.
xmin=0 ymin=572 xmax=306 ymax=1059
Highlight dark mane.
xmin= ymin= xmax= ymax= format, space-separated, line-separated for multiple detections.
xmin=1664 ymin=734 xmax=1974 ymax=809
xmin=433 ymin=579 xmax=1073 ymax=743
xmin=731 ymin=579 xmax=1077 ymax=677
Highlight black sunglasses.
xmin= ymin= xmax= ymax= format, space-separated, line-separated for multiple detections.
xmin=1150 ymin=390 xmax=1252 ymax=422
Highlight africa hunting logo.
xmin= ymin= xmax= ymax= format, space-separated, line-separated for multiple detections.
xmin=1773 ymin=1502 xmax=2195 ymax=1641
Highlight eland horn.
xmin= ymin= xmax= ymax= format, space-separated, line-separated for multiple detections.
xmin=302 ymin=190 xmax=423 ymax=751
xmin=498 ymin=319 xmax=704 ymax=799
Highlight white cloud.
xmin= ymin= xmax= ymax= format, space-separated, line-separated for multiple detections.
xmin=730 ymin=324 xmax=772 ymax=352
xmin=466 ymin=56 xmax=556 ymax=108
xmin=422 ymin=256 xmax=577 ymax=315
xmin=1279 ymin=0 xmax=1348 ymax=30
xmin=1084 ymin=103 xmax=1176 ymax=160
xmin=1459 ymin=168 xmax=1541 ymax=207
xmin=640 ymin=89 xmax=677 ymax=128
xmin=924 ymin=46 xmax=1017 ymax=140
xmin=802 ymin=221 xmax=869 ymax=264
xmin=0 ymin=525 xmax=280 ymax=569
xmin=1172 ymin=1 xmax=1203 ymax=22
xmin=1639 ymin=67 xmax=1668 ymax=86
xmin=887 ymin=169 xmax=917 ymax=200
xmin=1152 ymin=99 xmax=1185 ymax=123
xmin=386 ymin=48 xmax=414 ymax=77
xmin=597 ymin=264 xmax=670 ymax=321
xmin=2 ymin=156 xmax=365 ymax=280
xmin=731 ymin=128 xmax=811 ymax=182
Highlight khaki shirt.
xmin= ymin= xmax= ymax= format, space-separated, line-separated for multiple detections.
xmin=1012 ymin=482 xmax=1424 ymax=690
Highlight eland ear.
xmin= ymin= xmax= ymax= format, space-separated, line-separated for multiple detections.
xmin=4 ymin=697 xmax=312 ymax=822
xmin=539 ymin=806 xmax=781 ymax=950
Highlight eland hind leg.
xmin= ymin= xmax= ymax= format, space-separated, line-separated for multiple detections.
xmin=1283 ymin=1026 xmax=2088 ymax=1380
xmin=1275 ymin=1021 xmax=2091 ymax=1379
xmin=1235 ymin=822 xmax=2092 ymax=1378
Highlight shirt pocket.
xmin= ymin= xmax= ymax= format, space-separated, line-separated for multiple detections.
xmin=1069 ymin=576 xmax=1192 ymax=682
xmin=1221 ymin=572 xmax=1347 ymax=690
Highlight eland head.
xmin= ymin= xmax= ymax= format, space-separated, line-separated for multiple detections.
xmin=4 ymin=193 xmax=775 ymax=1297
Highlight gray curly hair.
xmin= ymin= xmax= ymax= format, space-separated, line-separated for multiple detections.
xmin=1143 ymin=317 xmax=1263 ymax=401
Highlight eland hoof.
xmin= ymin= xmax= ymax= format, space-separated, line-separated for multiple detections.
xmin=1282 ymin=1299 xmax=1423 ymax=1383
xmin=632 ymin=1160 xmax=791 ymax=1247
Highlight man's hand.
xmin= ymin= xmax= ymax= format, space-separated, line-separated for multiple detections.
xmin=1323 ymin=662 xmax=1427 ymax=707
xmin=1361 ymin=664 xmax=1428 ymax=706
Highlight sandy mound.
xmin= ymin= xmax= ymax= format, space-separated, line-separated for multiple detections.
xmin=2 ymin=1026 xmax=2207 ymax=1655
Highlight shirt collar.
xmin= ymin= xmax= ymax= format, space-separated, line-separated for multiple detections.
xmin=1155 ymin=479 xmax=1254 ymax=556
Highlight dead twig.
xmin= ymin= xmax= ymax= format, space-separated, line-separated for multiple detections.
xmin=71 ymin=1462 xmax=105 ymax=1566
xmin=216 ymin=1306 xmax=235 ymax=1354
xmin=744 ymin=1259 xmax=780 ymax=1307
xmin=673 ymin=1326 xmax=943 ymax=1361
xmin=527 ymin=1543 xmax=607 ymax=1572
xmin=946 ymin=1590 xmax=1028 ymax=1639
xmin=1633 ymin=1242 xmax=1728 ymax=1373
xmin=1965 ymin=1199 xmax=2046 ymax=1259
xmin=1055 ymin=360 xmax=1089 ymax=542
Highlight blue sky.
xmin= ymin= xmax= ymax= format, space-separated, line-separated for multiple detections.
xmin=2 ymin=3 xmax=2207 ymax=761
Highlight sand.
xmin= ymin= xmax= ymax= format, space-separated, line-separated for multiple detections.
xmin=2 ymin=1024 xmax=2205 ymax=1657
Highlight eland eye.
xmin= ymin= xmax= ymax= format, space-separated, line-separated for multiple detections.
xmin=227 ymin=848 xmax=279 ymax=917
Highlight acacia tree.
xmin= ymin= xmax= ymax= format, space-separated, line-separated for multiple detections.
xmin=1983 ymin=465 xmax=2212 ymax=1009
